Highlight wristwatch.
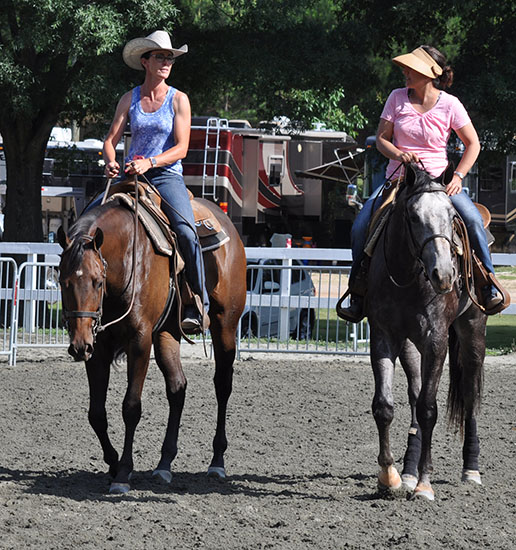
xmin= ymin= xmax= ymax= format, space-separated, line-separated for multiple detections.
xmin=150 ymin=157 xmax=157 ymax=168
xmin=453 ymin=171 xmax=465 ymax=180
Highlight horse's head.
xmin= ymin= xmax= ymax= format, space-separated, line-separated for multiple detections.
xmin=403 ymin=164 xmax=458 ymax=294
xmin=58 ymin=226 xmax=106 ymax=362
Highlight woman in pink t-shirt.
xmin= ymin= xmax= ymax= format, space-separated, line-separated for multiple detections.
xmin=340 ymin=45 xmax=501 ymax=322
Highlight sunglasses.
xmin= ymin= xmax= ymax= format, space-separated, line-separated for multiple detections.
xmin=150 ymin=53 xmax=175 ymax=64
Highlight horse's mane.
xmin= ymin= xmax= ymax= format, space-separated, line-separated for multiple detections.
xmin=402 ymin=168 xmax=447 ymax=202
xmin=60 ymin=201 xmax=119 ymax=277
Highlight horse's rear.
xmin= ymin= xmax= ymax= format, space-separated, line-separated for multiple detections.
xmin=59 ymin=196 xmax=246 ymax=492
xmin=366 ymin=164 xmax=487 ymax=500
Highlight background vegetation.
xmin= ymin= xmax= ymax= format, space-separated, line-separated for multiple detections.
xmin=1 ymin=0 xmax=515 ymax=240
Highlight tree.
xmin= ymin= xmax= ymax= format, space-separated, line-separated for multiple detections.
xmin=0 ymin=0 xmax=179 ymax=241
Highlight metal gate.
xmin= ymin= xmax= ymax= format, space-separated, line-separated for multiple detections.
xmin=0 ymin=258 xmax=18 ymax=364
xmin=12 ymin=261 xmax=67 ymax=365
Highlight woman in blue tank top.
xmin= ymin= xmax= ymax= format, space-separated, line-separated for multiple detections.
xmin=102 ymin=30 xmax=209 ymax=334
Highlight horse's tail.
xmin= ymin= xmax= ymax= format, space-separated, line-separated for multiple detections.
xmin=447 ymin=325 xmax=483 ymax=436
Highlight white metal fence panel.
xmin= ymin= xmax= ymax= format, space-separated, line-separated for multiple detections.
xmin=12 ymin=262 xmax=67 ymax=364
xmin=238 ymin=259 xmax=369 ymax=356
xmin=0 ymin=258 xmax=18 ymax=364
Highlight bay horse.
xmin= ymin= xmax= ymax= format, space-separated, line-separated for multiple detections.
xmin=365 ymin=163 xmax=487 ymax=501
xmin=57 ymin=191 xmax=246 ymax=493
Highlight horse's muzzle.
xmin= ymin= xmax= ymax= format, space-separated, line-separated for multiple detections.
xmin=429 ymin=266 xmax=456 ymax=295
xmin=68 ymin=340 xmax=94 ymax=362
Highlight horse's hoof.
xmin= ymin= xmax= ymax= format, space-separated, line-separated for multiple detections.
xmin=207 ymin=466 xmax=226 ymax=480
xmin=109 ymin=482 xmax=131 ymax=494
xmin=411 ymin=483 xmax=435 ymax=501
xmin=401 ymin=474 xmax=418 ymax=491
xmin=378 ymin=465 xmax=402 ymax=491
xmin=461 ymin=469 xmax=482 ymax=485
xmin=152 ymin=469 xmax=172 ymax=484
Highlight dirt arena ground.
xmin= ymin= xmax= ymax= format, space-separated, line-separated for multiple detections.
xmin=1 ymin=347 xmax=515 ymax=549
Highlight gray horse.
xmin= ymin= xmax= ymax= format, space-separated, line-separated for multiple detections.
xmin=366 ymin=164 xmax=486 ymax=501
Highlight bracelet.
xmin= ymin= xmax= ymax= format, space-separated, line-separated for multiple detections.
xmin=453 ymin=171 xmax=465 ymax=180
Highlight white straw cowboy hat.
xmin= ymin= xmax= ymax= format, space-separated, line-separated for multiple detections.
xmin=392 ymin=46 xmax=443 ymax=79
xmin=122 ymin=30 xmax=188 ymax=70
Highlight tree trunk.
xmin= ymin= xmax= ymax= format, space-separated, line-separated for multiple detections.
xmin=2 ymin=120 xmax=55 ymax=242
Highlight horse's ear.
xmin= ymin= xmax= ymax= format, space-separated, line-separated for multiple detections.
xmin=93 ymin=227 xmax=104 ymax=250
xmin=439 ymin=162 xmax=455 ymax=186
xmin=405 ymin=163 xmax=418 ymax=187
xmin=57 ymin=225 xmax=70 ymax=250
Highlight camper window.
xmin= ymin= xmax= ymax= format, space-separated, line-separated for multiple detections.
xmin=268 ymin=155 xmax=284 ymax=187
xmin=510 ymin=162 xmax=516 ymax=193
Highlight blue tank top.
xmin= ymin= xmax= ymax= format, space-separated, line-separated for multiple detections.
xmin=126 ymin=86 xmax=182 ymax=175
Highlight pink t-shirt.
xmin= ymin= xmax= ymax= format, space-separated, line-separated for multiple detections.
xmin=380 ymin=88 xmax=471 ymax=178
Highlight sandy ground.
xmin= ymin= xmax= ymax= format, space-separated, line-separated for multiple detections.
xmin=0 ymin=347 xmax=515 ymax=549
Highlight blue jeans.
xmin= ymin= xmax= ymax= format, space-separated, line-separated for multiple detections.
xmin=350 ymin=185 xmax=494 ymax=281
xmin=87 ymin=169 xmax=209 ymax=312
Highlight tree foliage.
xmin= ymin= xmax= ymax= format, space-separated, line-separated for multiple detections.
xmin=1 ymin=0 xmax=516 ymax=241
xmin=0 ymin=0 xmax=180 ymax=240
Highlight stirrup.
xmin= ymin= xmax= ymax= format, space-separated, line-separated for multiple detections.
xmin=336 ymin=292 xmax=365 ymax=323
xmin=181 ymin=309 xmax=210 ymax=335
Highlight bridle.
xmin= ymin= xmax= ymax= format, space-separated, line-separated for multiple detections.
xmin=62 ymin=177 xmax=140 ymax=341
xmin=384 ymin=185 xmax=459 ymax=288
xmin=63 ymin=235 xmax=108 ymax=341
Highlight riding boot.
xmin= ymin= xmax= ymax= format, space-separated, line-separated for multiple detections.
xmin=337 ymin=257 xmax=369 ymax=323
xmin=482 ymin=284 xmax=503 ymax=313
xmin=181 ymin=304 xmax=210 ymax=334
xmin=338 ymin=293 xmax=365 ymax=323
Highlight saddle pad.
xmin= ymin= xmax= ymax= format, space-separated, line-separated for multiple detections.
xmin=108 ymin=192 xmax=179 ymax=259
xmin=107 ymin=180 xmax=230 ymax=253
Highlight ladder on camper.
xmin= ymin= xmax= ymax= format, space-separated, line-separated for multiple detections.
xmin=202 ymin=117 xmax=228 ymax=201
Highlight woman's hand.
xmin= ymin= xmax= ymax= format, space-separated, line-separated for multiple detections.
xmin=446 ymin=174 xmax=463 ymax=196
xmin=397 ymin=151 xmax=420 ymax=164
xmin=125 ymin=157 xmax=150 ymax=176
xmin=105 ymin=161 xmax=120 ymax=178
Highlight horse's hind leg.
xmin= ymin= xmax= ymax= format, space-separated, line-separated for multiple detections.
xmin=86 ymin=343 xmax=119 ymax=478
xmin=450 ymin=312 xmax=486 ymax=486
xmin=207 ymin=312 xmax=238 ymax=479
xmin=399 ymin=340 xmax=422 ymax=491
xmin=152 ymin=329 xmax=186 ymax=484
xmin=370 ymin=331 xmax=403 ymax=492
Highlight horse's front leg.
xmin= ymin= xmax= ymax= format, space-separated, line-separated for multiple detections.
xmin=109 ymin=333 xmax=152 ymax=494
xmin=86 ymin=341 xmax=119 ymax=477
xmin=370 ymin=329 xmax=403 ymax=492
xmin=413 ymin=339 xmax=448 ymax=501
xmin=399 ymin=340 xmax=422 ymax=491
xmin=152 ymin=328 xmax=186 ymax=484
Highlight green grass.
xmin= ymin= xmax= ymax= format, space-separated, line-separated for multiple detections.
xmin=486 ymin=315 xmax=516 ymax=355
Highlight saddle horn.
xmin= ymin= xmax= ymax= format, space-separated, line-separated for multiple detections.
xmin=438 ymin=162 xmax=455 ymax=187
xmin=404 ymin=163 xmax=419 ymax=187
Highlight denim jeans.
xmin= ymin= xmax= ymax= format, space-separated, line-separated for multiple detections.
xmin=87 ymin=169 xmax=209 ymax=312
xmin=349 ymin=184 xmax=494 ymax=281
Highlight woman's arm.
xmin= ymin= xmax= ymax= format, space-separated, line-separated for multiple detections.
xmin=446 ymin=122 xmax=481 ymax=196
xmin=376 ymin=118 xmax=420 ymax=164
xmin=126 ymin=91 xmax=192 ymax=176
xmin=103 ymin=91 xmax=132 ymax=178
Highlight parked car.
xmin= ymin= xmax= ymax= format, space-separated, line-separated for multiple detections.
xmin=241 ymin=259 xmax=316 ymax=339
